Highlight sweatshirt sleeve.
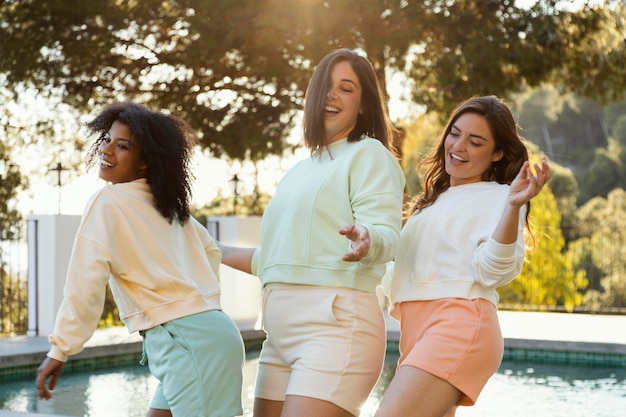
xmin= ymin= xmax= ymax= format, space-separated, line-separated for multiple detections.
xmin=472 ymin=206 xmax=527 ymax=288
xmin=47 ymin=235 xmax=112 ymax=362
xmin=350 ymin=142 xmax=405 ymax=266
xmin=194 ymin=218 xmax=222 ymax=276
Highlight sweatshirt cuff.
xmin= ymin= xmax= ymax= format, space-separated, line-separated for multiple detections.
xmin=361 ymin=224 xmax=380 ymax=265
xmin=251 ymin=248 xmax=260 ymax=276
xmin=484 ymin=237 xmax=518 ymax=258
xmin=47 ymin=346 xmax=69 ymax=363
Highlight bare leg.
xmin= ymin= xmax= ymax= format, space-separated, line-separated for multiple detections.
xmin=254 ymin=395 xmax=355 ymax=417
xmin=374 ymin=365 xmax=462 ymax=417
xmin=253 ymin=398 xmax=284 ymax=417
xmin=281 ymin=395 xmax=354 ymax=417
xmin=146 ymin=408 xmax=172 ymax=417
xmin=443 ymin=406 xmax=458 ymax=417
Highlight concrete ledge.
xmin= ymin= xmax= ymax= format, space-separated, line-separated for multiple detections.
xmin=0 ymin=328 xmax=267 ymax=371
xmin=505 ymin=337 xmax=626 ymax=355
xmin=0 ymin=412 xmax=73 ymax=417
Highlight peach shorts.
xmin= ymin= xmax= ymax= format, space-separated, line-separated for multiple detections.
xmin=395 ymin=298 xmax=503 ymax=406
xmin=255 ymin=283 xmax=387 ymax=416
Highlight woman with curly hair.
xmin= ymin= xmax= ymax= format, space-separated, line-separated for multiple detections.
xmin=35 ymin=102 xmax=244 ymax=417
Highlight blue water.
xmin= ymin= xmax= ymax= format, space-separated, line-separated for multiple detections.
xmin=1 ymin=351 xmax=625 ymax=417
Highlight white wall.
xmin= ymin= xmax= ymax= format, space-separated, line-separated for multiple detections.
xmin=208 ymin=216 xmax=263 ymax=331
xmin=27 ymin=215 xmax=82 ymax=336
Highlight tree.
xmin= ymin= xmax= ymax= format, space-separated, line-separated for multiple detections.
xmin=498 ymin=182 xmax=586 ymax=311
xmin=0 ymin=142 xmax=24 ymax=241
xmin=0 ymin=0 xmax=311 ymax=161
xmin=515 ymin=87 xmax=608 ymax=169
xmin=614 ymin=115 xmax=626 ymax=147
xmin=556 ymin=3 xmax=626 ymax=105
xmin=578 ymin=139 xmax=625 ymax=203
xmin=570 ymin=188 xmax=626 ymax=309
xmin=402 ymin=0 xmax=626 ymax=117
xmin=1 ymin=0 xmax=623 ymax=164
xmin=398 ymin=111 xmax=443 ymax=199
xmin=543 ymin=162 xmax=579 ymax=243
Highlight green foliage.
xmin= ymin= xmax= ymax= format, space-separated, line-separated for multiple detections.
xmin=515 ymin=87 xmax=608 ymax=169
xmin=404 ymin=1 xmax=626 ymax=118
xmin=578 ymin=139 xmax=624 ymax=203
xmin=193 ymin=188 xmax=272 ymax=222
xmin=544 ymin=162 xmax=579 ymax=242
xmin=1 ymin=0 xmax=623 ymax=162
xmin=614 ymin=115 xmax=626 ymax=148
xmin=0 ymin=0 xmax=307 ymax=161
xmin=98 ymin=284 xmax=121 ymax=328
xmin=514 ymin=87 xmax=626 ymax=207
xmin=498 ymin=184 xmax=586 ymax=311
xmin=605 ymin=101 xmax=626 ymax=132
xmin=0 ymin=142 xmax=24 ymax=241
xmin=570 ymin=188 xmax=626 ymax=309
xmin=399 ymin=112 xmax=443 ymax=200
xmin=555 ymin=4 xmax=626 ymax=105
xmin=0 ymin=271 xmax=28 ymax=336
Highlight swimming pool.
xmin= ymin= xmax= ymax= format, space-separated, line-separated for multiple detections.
xmin=1 ymin=351 xmax=625 ymax=417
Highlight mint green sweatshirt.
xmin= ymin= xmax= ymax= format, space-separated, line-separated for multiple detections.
xmin=251 ymin=137 xmax=405 ymax=293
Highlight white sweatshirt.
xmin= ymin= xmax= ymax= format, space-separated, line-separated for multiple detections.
xmin=388 ymin=181 xmax=526 ymax=318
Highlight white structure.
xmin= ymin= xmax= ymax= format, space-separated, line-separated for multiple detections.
xmin=26 ymin=214 xmax=263 ymax=337
xmin=27 ymin=215 xmax=82 ymax=337
xmin=208 ymin=216 xmax=263 ymax=331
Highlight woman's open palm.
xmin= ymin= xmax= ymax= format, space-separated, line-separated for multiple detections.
xmin=509 ymin=157 xmax=551 ymax=207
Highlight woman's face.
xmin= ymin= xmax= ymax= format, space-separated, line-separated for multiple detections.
xmin=98 ymin=120 xmax=147 ymax=184
xmin=444 ymin=113 xmax=503 ymax=186
xmin=323 ymin=60 xmax=362 ymax=144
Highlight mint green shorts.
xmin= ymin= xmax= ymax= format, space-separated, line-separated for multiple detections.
xmin=141 ymin=310 xmax=244 ymax=417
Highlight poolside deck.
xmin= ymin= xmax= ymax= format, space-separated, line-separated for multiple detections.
xmin=2 ymin=310 xmax=625 ymax=371
xmin=1 ymin=310 xmax=625 ymax=416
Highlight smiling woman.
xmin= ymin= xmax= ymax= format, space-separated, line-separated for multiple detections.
xmin=97 ymin=121 xmax=147 ymax=185
xmin=35 ymin=101 xmax=246 ymax=417
xmin=218 ymin=48 xmax=406 ymax=417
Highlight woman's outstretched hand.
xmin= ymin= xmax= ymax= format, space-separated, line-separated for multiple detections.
xmin=339 ymin=224 xmax=371 ymax=262
xmin=509 ymin=156 xmax=551 ymax=207
xmin=36 ymin=356 xmax=65 ymax=399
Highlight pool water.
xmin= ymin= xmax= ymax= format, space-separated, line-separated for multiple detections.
xmin=1 ymin=351 xmax=625 ymax=417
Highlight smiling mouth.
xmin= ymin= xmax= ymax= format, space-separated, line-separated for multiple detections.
xmin=101 ymin=159 xmax=114 ymax=167
xmin=325 ymin=105 xmax=340 ymax=113
xmin=450 ymin=153 xmax=467 ymax=162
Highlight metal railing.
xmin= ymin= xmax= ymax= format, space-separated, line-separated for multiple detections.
xmin=0 ymin=223 xmax=27 ymax=336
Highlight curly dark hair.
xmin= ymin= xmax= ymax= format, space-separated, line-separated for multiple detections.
xmin=303 ymin=48 xmax=398 ymax=156
xmin=85 ymin=102 xmax=196 ymax=225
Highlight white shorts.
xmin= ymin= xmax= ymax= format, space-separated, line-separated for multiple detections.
xmin=256 ymin=283 xmax=386 ymax=416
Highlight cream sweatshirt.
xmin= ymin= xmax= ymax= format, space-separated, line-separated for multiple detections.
xmin=48 ymin=179 xmax=223 ymax=362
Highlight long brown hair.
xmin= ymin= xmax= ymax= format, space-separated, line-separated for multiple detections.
xmin=410 ymin=96 xmax=530 ymax=224
xmin=302 ymin=48 xmax=398 ymax=156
